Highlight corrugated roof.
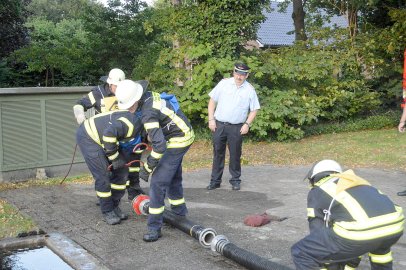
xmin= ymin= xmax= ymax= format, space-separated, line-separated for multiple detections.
xmin=257 ymin=2 xmax=348 ymax=47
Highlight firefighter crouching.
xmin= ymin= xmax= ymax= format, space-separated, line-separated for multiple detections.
xmin=291 ymin=160 xmax=404 ymax=270
xmin=135 ymin=88 xmax=195 ymax=242
xmin=73 ymin=68 xmax=146 ymax=200
xmin=75 ymin=80 xmax=144 ymax=225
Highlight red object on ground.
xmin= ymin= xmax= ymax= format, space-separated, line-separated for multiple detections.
xmin=243 ymin=213 xmax=272 ymax=227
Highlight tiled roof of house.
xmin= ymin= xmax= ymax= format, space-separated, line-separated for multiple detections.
xmin=257 ymin=2 xmax=348 ymax=47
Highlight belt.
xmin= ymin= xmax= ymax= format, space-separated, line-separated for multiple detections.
xmin=216 ymin=120 xmax=243 ymax=126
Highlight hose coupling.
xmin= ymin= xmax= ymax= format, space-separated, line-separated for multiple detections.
xmin=210 ymin=235 xmax=229 ymax=254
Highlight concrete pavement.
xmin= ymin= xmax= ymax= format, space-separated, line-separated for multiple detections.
xmin=1 ymin=165 xmax=406 ymax=270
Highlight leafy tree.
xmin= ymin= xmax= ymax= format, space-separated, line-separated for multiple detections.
xmin=80 ymin=0 xmax=155 ymax=81
xmin=0 ymin=0 xmax=30 ymax=59
xmin=27 ymin=0 xmax=92 ymax=23
xmin=13 ymin=18 xmax=91 ymax=86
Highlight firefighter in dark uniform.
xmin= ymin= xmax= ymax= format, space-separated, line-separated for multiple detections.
xmin=73 ymin=68 xmax=146 ymax=200
xmin=75 ymin=80 xmax=144 ymax=225
xmin=73 ymin=68 xmax=125 ymax=121
xmin=291 ymin=160 xmax=404 ymax=270
xmin=137 ymin=90 xmax=195 ymax=242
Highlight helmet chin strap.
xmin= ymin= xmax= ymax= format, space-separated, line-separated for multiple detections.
xmin=310 ymin=171 xmax=336 ymax=185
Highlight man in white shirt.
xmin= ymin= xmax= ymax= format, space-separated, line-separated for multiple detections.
xmin=207 ymin=63 xmax=260 ymax=191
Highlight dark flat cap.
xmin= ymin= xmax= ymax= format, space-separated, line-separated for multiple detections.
xmin=234 ymin=63 xmax=250 ymax=74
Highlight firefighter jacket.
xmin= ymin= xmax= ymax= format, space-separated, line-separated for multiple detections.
xmin=307 ymin=169 xmax=404 ymax=241
xmin=76 ymin=84 xmax=117 ymax=114
xmin=140 ymin=91 xmax=194 ymax=168
xmin=83 ymin=110 xmax=143 ymax=162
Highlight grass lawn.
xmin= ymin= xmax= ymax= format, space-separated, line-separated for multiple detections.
xmin=1 ymin=128 xmax=406 ymax=239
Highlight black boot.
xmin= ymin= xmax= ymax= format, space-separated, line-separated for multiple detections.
xmin=127 ymin=186 xmax=146 ymax=201
xmin=102 ymin=210 xmax=121 ymax=225
xmin=143 ymin=229 xmax=162 ymax=242
xmin=114 ymin=206 xmax=128 ymax=220
xmin=397 ymin=190 xmax=406 ymax=196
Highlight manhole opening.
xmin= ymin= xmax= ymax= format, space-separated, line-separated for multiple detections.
xmin=1 ymin=245 xmax=74 ymax=270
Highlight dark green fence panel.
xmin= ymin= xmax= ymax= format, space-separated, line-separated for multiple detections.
xmin=0 ymin=87 xmax=92 ymax=182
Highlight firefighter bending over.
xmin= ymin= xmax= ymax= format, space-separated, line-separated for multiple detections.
xmin=75 ymin=80 xmax=144 ymax=225
xmin=136 ymin=88 xmax=195 ymax=242
xmin=73 ymin=68 xmax=146 ymax=200
xmin=291 ymin=160 xmax=404 ymax=270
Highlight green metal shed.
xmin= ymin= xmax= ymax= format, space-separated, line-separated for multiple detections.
xmin=0 ymin=87 xmax=93 ymax=182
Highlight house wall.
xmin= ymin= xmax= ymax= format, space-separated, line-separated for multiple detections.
xmin=0 ymin=87 xmax=93 ymax=183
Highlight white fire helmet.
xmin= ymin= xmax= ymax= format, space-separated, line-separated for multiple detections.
xmin=305 ymin=159 xmax=342 ymax=184
xmin=115 ymin=80 xmax=143 ymax=110
xmin=106 ymin=68 xmax=125 ymax=86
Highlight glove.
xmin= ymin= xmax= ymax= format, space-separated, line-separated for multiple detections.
xmin=111 ymin=154 xmax=126 ymax=170
xmin=146 ymin=155 xmax=160 ymax=171
xmin=139 ymin=165 xmax=150 ymax=182
xmin=73 ymin=105 xmax=86 ymax=125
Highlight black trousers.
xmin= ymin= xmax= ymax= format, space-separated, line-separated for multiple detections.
xmin=291 ymin=225 xmax=403 ymax=270
xmin=76 ymin=125 xmax=128 ymax=213
xmin=121 ymin=150 xmax=142 ymax=195
xmin=147 ymin=146 xmax=190 ymax=231
xmin=210 ymin=121 xmax=243 ymax=185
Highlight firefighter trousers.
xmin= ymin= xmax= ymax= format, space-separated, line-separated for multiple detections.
xmin=122 ymin=150 xmax=142 ymax=198
xmin=76 ymin=125 xmax=128 ymax=213
xmin=147 ymin=146 xmax=190 ymax=231
xmin=291 ymin=225 xmax=403 ymax=270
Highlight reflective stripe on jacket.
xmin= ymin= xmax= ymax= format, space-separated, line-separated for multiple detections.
xmin=82 ymin=110 xmax=143 ymax=160
xmin=141 ymin=91 xmax=194 ymax=160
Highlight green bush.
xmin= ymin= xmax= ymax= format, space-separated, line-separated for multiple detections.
xmin=302 ymin=110 xmax=399 ymax=136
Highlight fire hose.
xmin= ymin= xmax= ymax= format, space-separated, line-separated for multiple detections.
xmin=132 ymin=195 xmax=217 ymax=249
xmin=211 ymin=235 xmax=293 ymax=270
xmin=132 ymin=195 xmax=293 ymax=270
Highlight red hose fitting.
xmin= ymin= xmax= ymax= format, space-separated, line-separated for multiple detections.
xmin=132 ymin=194 xmax=150 ymax=215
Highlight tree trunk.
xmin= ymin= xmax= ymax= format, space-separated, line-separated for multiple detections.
xmin=292 ymin=0 xmax=307 ymax=41
xmin=347 ymin=8 xmax=358 ymax=39
xmin=51 ymin=67 xmax=54 ymax=86
xmin=171 ymin=0 xmax=184 ymax=86
xmin=45 ymin=68 xmax=49 ymax=87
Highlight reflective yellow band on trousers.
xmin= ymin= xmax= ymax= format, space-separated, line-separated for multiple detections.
xmin=111 ymin=183 xmax=127 ymax=190
xmin=168 ymin=198 xmax=185 ymax=206
xmin=369 ymin=251 xmax=393 ymax=264
xmin=149 ymin=206 xmax=165 ymax=215
xmin=344 ymin=266 xmax=356 ymax=270
xmin=129 ymin=167 xmax=140 ymax=172
xmin=151 ymin=150 xmax=163 ymax=159
xmin=97 ymin=191 xmax=111 ymax=198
